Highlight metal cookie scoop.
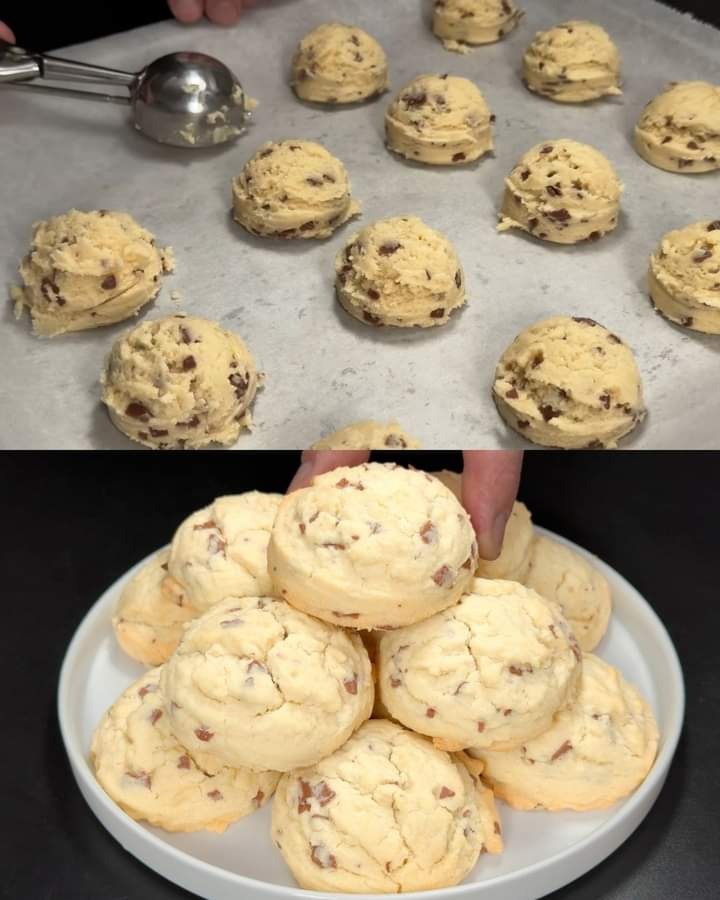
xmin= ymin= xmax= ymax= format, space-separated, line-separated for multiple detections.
xmin=0 ymin=39 xmax=252 ymax=148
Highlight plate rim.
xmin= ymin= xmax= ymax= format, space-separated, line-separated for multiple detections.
xmin=57 ymin=527 xmax=685 ymax=900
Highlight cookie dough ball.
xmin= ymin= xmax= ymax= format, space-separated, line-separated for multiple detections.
xmin=91 ymin=668 xmax=279 ymax=832
xmin=101 ymin=315 xmax=259 ymax=450
xmin=161 ymin=596 xmax=373 ymax=772
xmin=271 ymin=720 xmax=502 ymax=893
xmin=232 ymin=140 xmax=361 ymax=240
xmin=498 ymin=140 xmax=622 ymax=245
xmin=465 ymin=654 xmax=658 ymax=811
xmin=493 ymin=316 xmax=645 ymax=450
xmin=268 ymin=463 xmax=478 ymax=630
xmin=432 ymin=0 xmax=524 ymax=53
xmin=165 ymin=492 xmax=282 ymax=612
xmin=524 ymin=536 xmax=611 ymax=651
xmin=522 ymin=21 xmax=622 ymax=103
xmin=378 ymin=579 xmax=581 ymax=752
xmin=291 ymin=23 xmax=389 ymax=104
xmin=385 ymin=75 xmax=494 ymax=166
xmin=634 ymin=81 xmax=720 ymax=174
xmin=311 ymin=420 xmax=421 ymax=450
xmin=113 ymin=550 xmax=198 ymax=667
xmin=336 ymin=216 xmax=466 ymax=328
xmin=649 ymin=220 xmax=720 ymax=333
xmin=11 ymin=209 xmax=173 ymax=337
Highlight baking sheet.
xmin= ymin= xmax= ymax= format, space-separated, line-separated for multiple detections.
xmin=1 ymin=0 xmax=719 ymax=449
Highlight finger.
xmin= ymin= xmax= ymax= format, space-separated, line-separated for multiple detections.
xmin=288 ymin=450 xmax=371 ymax=492
xmin=205 ymin=0 xmax=244 ymax=25
xmin=461 ymin=451 xmax=524 ymax=560
xmin=167 ymin=0 xmax=204 ymax=23
xmin=0 ymin=21 xmax=16 ymax=42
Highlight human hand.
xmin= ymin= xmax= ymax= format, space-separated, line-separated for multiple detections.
xmin=168 ymin=0 xmax=258 ymax=26
xmin=288 ymin=450 xmax=523 ymax=561
xmin=0 ymin=21 xmax=16 ymax=42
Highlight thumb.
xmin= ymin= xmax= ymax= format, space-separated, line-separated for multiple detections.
xmin=461 ymin=451 xmax=523 ymax=560
xmin=288 ymin=450 xmax=371 ymax=492
xmin=0 ymin=22 xmax=16 ymax=42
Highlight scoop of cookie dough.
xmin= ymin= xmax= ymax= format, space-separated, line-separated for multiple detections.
xmin=464 ymin=654 xmax=658 ymax=811
xmin=311 ymin=420 xmax=421 ymax=450
xmin=649 ymin=219 xmax=720 ymax=333
xmin=271 ymin=719 xmax=502 ymax=893
xmin=522 ymin=21 xmax=622 ymax=103
xmin=166 ymin=492 xmax=282 ymax=612
xmin=524 ymin=536 xmax=611 ymax=651
xmin=268 ymin=462 xmax=478 ymax=630
xmin=634 ymin=81 xmax=720 ymax=174
xmin=378 ymin=578 xmax=581 ymax=752
xmin=498 ymin=139 xmax=622 ymax=244
xmin=385 ymin=74 xmax=494 ymax=166
xmin=91 ymin=667 xmax=279 ymax=832
xmin=291 ymin=23 xmax=388 ymax=104
xmin=11 ymin=209 xmax=173 ymax=337
xmin=101 ymin=315 xmax=259 ymax=450
xmin=432 ymin=0 xmax=524 ymax=53
xmin=161 ymin=596 xmax=373 ymax=772
xmin=493 ymin=316 xmax=645 ymax=449
xmin=336 ymin=216 xmax=466 ymax=327
xmin=113 ymin=549 xmax=198 ymax=667
xmin=232 ymin=140 xmax=361 ymax=240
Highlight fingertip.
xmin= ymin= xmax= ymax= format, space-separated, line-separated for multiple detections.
xmin=461 ymin=450 xmax=524 ymax=559
xmin=0 ymin=22 xmax=16 ymax=43
xmin=168 ymin=0 xmax=204 ymax=24
xmin=206 ymin=0 xmax=243 ymax=25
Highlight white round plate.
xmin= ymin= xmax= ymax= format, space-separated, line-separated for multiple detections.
xmin=58 ymin=528 xmax=684 ymax=900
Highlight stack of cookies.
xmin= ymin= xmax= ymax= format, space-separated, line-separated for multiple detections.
xmin=94 ymin=463 xmax=658 ymax=893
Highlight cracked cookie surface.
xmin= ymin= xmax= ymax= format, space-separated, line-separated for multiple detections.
xmin=378 ymin=578 xmax=581 ymax=751
xmin=232 ymin=140 xmax=361 ymax=240
xmin=634 ymin=81 xmax=720 ymax=174
xmin=385 ymin=74 xmax=494 ymax=166
xmin=91 ymin=667 xmax=278 ymax=832
xmin=432 ymin=0 xmax=524 ymax=53
xmin=166 ymin=492 xmax=282 ymax=612
xmin=465 ymin=654 xmax=658 ymax=810
xmin=268 ymin=462 xmax=477 ymax=629
xmin=498 ymin=139 xmax=622 ymax=244
xmin=522 ymin=21 xmax=622 ymax=103
xmin=291 ymin=23 xmax=388 ymax=104
xmin=271 ymin=719 xmax=502 ymax=893
xmin=493 ymin=315 xmax=645 ymax=449
xmin=161 ymin=596 xmax=373 ymax=771
xmin=12 ymin=209 xmax=173 ymax=337
xmin=101 ymin=315 xmax=259 ymax=450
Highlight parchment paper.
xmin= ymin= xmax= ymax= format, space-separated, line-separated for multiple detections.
xmin=1 ymin=0 xmax=719 ymax=449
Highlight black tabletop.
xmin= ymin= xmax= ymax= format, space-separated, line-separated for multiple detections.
xmin=1 ymin=451 xmax=719 ymax=900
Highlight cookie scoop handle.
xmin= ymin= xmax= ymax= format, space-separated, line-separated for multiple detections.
xmin=0 ymin=39 xmax=136 ymax=87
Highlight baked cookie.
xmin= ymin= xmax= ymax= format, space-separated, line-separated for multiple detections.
xmin=11 ymin=209 xmax=173 ymax=337
xmin=432 ymin=471 xmax=534 ymax=581
xmin=166 ymin=492 xmax=282 ymax=612
xmin=336 ymin=216 xmax=466 ymax=328
xmin=465 ymin=654 xmax=658 ymax=811
xmin=493 ymin=316 xmax=646 ymax=450
xmin=91 ymin=667 xmax=278 ymax=832
xmin=649 ymin=219 xmax=720 ymax=333
xmin=161 ymin=596 xmax=373 ymax=772
xmin=311 ymin=420 xmax=421 ymax=450
xmin=113 ymin=549 xmax=198 ymax=666
xmin=101 ymin=315 xmax=259 ymax=450
xmin=498 ymin=139 xmax=622 ymax=245
xmin=634 ymin=81 xmax=720 ymax=174
xmin=271 ymin=719 xmax=502 ymax=893
xmin=231 ymin=140 xmax=361 ymax=240
xmin=385 ymin=74 xmax=494 ymax=166
xmin=268 ymin=462 xmax=478 ymax=629
xmin=291 ymin=23 xmax=388 ymax=104
xmin=522 ymin=21 xmax=622 ymax=103
xmin=378 ymin=578 xmax=581 ymax=752
xmin=524 ymin=536 xmax=611 ymax=651
xmin=432 ymin=0 xmax=524 ymax=53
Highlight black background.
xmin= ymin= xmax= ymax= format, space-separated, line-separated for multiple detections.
xmin=1 ymin=0 xmax=719 ymax=49
xmin=1 ymin=451 xmax=719 ymax=899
